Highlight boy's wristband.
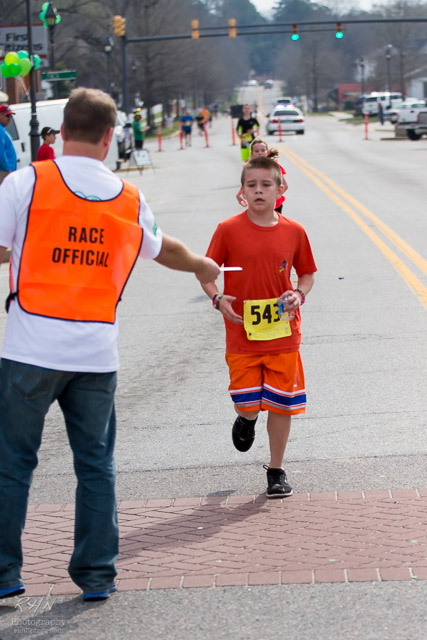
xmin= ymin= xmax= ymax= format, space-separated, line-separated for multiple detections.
xmin=294 ymin=288 xmax=306 ymax=305
xmin=215 ymin=294 xmax=223 ymax=310
xmin=212 ymin=293 xmax=219 ymax=307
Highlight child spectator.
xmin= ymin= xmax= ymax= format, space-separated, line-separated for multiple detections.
xmin=36 ymin=127 xmax=59 ymax=161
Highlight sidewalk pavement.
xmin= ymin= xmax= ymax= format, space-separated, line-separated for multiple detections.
xmin=20 ymin=488 xmax=427 ymax=597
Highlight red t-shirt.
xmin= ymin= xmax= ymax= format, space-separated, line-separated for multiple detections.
xmin=206 ymin=211 xmax=317 ymax=354
xmin=36 ymin=144 xmax=55 ymax=161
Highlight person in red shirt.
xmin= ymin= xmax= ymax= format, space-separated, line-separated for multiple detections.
xmin=201 ymin=156 xmax=317 ymax=499
xmin=36 ymin=127 xmax=59 ymax=161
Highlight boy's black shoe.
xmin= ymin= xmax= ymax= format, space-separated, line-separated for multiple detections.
xmin=263 ymin=465 xmax=293 ymax=498
xmin=232 ymin=415 xmax=257 ymax=452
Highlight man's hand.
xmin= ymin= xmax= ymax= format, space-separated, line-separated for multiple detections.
xmin=194 ymin=257 xmax=221 ymax=284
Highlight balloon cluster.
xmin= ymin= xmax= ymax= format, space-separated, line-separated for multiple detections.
xmin=0 ymin=50 xmax=41 ymax=78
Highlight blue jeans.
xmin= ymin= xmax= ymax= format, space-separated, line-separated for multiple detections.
xmin=0 ymin=359 xmax=118 ymax=592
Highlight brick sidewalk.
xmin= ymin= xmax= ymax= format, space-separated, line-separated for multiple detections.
xmin=21 ymin=489 xmax=427 ymax=596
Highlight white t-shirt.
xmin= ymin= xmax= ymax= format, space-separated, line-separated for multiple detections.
xmin=0 ymin=156 xmax=162 ymax=372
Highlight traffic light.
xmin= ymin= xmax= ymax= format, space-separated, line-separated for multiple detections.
xmin=113 ymin=15 xmax=126 ymax=37
xmin=228 ymin=18 xmax=237 ymax=38
xmin=335 ymin=22 xmax=344 ymax=39
xmin=191 ymin=19 xmax=199 ymax=39
xmin=291 ymin=24 xmax=299 ymax=41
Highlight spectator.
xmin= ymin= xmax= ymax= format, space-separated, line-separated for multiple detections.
xmin=36 ymin=127 xmax=60 ymax=161
xmin=0 ymin=104 xmax=17 ymax=184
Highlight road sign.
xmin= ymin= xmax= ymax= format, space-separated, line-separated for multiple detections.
xmin=41 ymin=70 xmax=76 ymax=81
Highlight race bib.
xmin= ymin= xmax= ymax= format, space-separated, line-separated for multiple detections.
xmin=243 ymin=298 xmax=291 ymax=341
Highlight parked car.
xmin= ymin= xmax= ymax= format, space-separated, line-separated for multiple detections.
xmin=115 ymin=110 xmax=133 ymax=159
xmin=266 ymin=106 xmax=305 ymax=135
xmin=360 ymin=91 xmax=404 ymax=116
xmin=7 ymin=99 xmax=120 ymax=171
xmin=405 ymin=109 xmax=427 ymax=140
xmin=389 ymin=99 xmax=427 ymax=125
xmin=264 ymin=79 xmax=273 ymax=89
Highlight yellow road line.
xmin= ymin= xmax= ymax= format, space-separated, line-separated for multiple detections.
xmin=277 ymin=144 xmax=427 ymax=309
xmin=281 ymin=145 xmax=427 ymax=277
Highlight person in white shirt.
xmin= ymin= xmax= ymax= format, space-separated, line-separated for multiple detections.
xmin=0 ymin=87 xmax=219 ymax=603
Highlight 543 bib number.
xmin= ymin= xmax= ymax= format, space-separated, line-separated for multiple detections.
xmin=243 ymin=298 xmax=291 ymax=341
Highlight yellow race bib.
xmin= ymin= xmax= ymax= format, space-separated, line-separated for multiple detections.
xmin=243 ymin=298 xmax=291 ymax=341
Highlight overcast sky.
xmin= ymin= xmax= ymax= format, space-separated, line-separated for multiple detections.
xmin=251 ymin=0 xmax=382 ymax=18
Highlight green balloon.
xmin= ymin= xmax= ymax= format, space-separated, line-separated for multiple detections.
xmin=17 ymin=50 xmax=30 ymax=60
xmin=8 ymin=63 xmax=22 ymax=77
xmin=5 ymin=51 xmax=19 ymax=65
xmin=1 ymin=61 xmax=12 ymax=78
xmin=33 ymin=55 xmax=41 ymax=70
xmin=20 ymin=58 xmax=32 ymax=76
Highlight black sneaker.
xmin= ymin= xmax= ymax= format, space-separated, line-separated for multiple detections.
xmin=232 ymin=415 xmax=257 ymax=452
xmin=263 ymin=465 xmax=293 ymax=498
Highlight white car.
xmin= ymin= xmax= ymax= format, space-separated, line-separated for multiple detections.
xmin=115 ymin=111 xmax=133 ymax=159
xmin=275 ymin=97 xmax=293 ymax=106
xmin=266 ymin=106 xmax=305 ymax=135
xmin=392 ymin=99 xmax=427 ymax=125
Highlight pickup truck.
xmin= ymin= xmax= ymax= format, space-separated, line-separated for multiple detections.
xmin=405 ymin=110 xmax=427 ymax=140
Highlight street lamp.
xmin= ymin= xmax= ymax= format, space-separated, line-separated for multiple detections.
xmin=45 ymin=3 xmax=58 ymax=97
xmin=26 ymin=0 xmax=40 ymax=160
xmin=103 ymin=36 xmax=114 ymax=96
xmin=358 ymin=57 xmax=365 ymax=98
xmin=385 ymin=43 xmax=393 ymax=108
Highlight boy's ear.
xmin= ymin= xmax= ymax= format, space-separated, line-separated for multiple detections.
xmin=277 ymin=183 xmax=285 ymax=196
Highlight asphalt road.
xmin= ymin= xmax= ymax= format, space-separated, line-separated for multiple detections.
xmin=0 ymin=87 xmax=426 ymax=638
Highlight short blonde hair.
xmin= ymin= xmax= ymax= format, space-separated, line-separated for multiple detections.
xmin=241 ymin=156 xmax=282 ymax=187
xmin=63 ymin=88 xmax=117 ymax=144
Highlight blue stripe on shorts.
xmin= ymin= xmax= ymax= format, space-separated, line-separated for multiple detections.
xmin=230 ymin=387 xmax=262 ymax=407
xmin=262 ymin=384 xmax=306 ymax=411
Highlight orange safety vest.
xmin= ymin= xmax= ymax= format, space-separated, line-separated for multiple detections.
xmin=12 ymin=160 xmax=143 ymax=324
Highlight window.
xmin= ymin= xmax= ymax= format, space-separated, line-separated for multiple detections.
xmin=7 ymin=118 xmax=18 ymax=141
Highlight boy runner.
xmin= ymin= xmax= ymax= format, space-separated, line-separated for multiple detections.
xmin=236 ymin=104 xmax=259 ymax=162
xmin=201 ymin=156 xmax=316 ymax=498
xmin=180 ymin=111 xmax=194 ymax=146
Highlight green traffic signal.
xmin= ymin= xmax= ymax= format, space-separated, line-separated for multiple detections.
xmin=291 ymin=25 xmax=299 ymax=40
xmin=335 ymin=23 xmax=343 ymax=38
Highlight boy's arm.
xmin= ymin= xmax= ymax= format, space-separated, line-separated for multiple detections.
xmin=154 ymin=233 xmax=220 ymax=284
xmin=281 ymin=273 xmax=315 ymax=312
xmin=0 ymin=246 xmax=7 ymax=264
